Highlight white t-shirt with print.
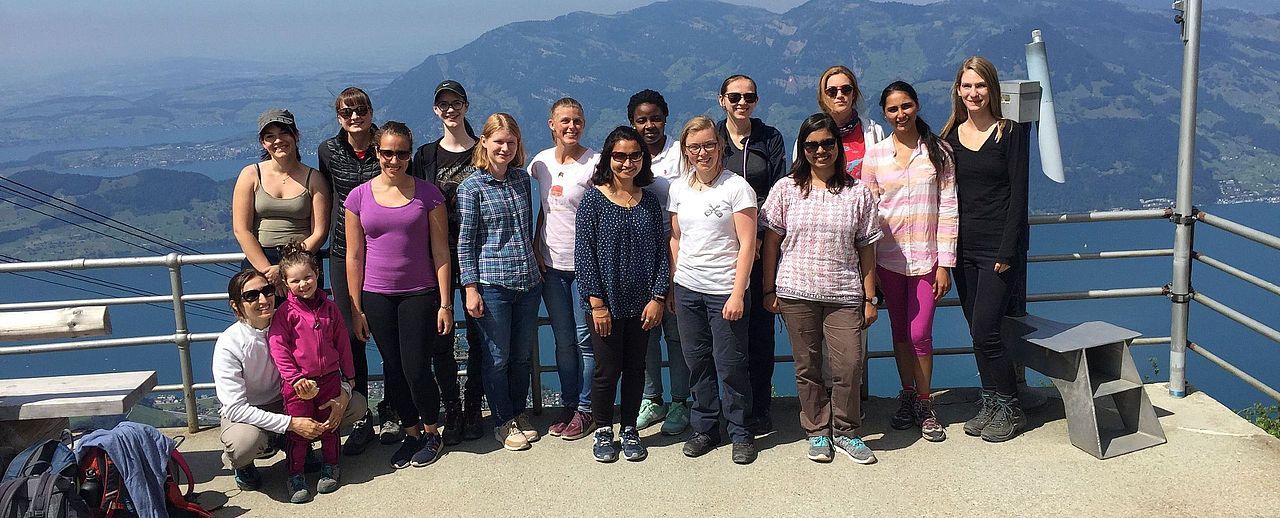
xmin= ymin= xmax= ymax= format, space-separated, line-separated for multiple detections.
xmin=530 ymin=147 xmax=599 ymax=271
xmin=668 ymin=171 xmax=757 ymax=295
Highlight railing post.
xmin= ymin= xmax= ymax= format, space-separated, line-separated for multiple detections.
xmin=1168 ymin=0 xmax=1201 ymax=398
xmin=166 ymin=253 xmax=200 ymax=432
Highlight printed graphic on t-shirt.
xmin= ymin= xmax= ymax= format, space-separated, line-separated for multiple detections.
xmin=703 ymin=202 xmax=726 ymax=218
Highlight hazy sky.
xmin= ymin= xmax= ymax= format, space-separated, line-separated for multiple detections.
xmin=3 ymin=0 xmax=811 ymax=76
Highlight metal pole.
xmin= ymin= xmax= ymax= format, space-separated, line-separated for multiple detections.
xmin=1168 ymin=0 xmax=1202 ymax=398
xmin=167 ymin=254 xmax=200 ymax=432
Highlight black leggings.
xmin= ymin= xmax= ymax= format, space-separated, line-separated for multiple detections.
xmin=329 ymin=254 xmax=369 ymax=398
xmin=954 ymin=254 xmax=1019 ymax=396
xmin=362 ymin=290 xmax=442 ymax=427
xmin=591 ymin=316 xmax=651 ymax=429
xmin=746 ymin=259 xmax=776 ymax=420
xmin=431 ymin=274 xmax=485 ymax=409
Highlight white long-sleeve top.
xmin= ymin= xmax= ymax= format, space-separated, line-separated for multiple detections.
xmin=213 ymin=320 xmax=291 ymax=434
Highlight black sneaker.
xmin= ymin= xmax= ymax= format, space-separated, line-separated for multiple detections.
xmin=390 ymin=435 xmax=420 ymax=470
xmin=682 ymin=432 xmax=720 ymax=458
xmin=731 ymin=440 xmax=758 ymax=465
xmin=619 ymin=426 xmax=647 ymax=461
xmin=287 ymin=474 xmax=311 ymax=504
xmin=442 ymin=403 xmax=463 ymax=446
xmin=592 ymin=427 xmax=619 ymax=463
xmin=462 ymin=404 xmax=485 ymax=441
xmin=891 ymin=389 xmax=918 ymax=430
xmin=981 ymin=394 xmax=1028 ymax=443
xmin=343 ymin=410 xmax=375 ymax=456
xmin=964 ymin=390 xmax=997 ymax=437
xmin=411 ymin=432 xmax=443 ymax=467
xmin=233 ymin=464 xmax=262 ymax=491
xmin=377 ymin=401 xmax=402 ymax=445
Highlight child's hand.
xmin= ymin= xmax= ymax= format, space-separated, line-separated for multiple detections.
xmin=294 ymin=378 xmax=319 ymax=400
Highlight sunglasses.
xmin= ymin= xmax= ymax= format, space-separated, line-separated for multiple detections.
xmin=338 ymin=105 xmax=370 ymax=118
xmin=240 ymin=288 xmax=276 ymax=303
xmin=824 ymin=85 xmax=854 ymax=98
xmin=685 ymin=142 xmax=720 ymax=155
xmin=802 ymin=138 xmax=838 ymax=153
xmin=723 ymin=92 xmax=758 ymax=104
xmin=610 ymin=151 xmax=644 ymax=163
xmin=435 ymin=100 xmax=467 ymax=112
xmin=378 ymin=148 xmax=413 ymax=161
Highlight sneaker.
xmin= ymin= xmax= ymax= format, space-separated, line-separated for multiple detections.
xmin=964 ymin=390 xmax=997 ymax=437
xmin=316 ymin=464 xmax=340 ymax=494
xmin=495 ymin=419 xmax=531 ymax=451
xmin=390 ymin=435 xmax=420 ymax=469
xmin=981 ymin=394 xmax=1027 ymax=443
xmin=287 ymin=474 xmax=311 ymax=504
xmin=411 ymin=432 xmax=443 ymax=467
xmin=682 ymin=432 xmax=720 ymax=458
xmin=748 ymin=414 xmax=773 ymax=437
xmin=377 ymin=402 xmax=402 ymax=445
xmin=592 ymin=427 xmax=619 ymax=463
xmin=636 ymin=399 xmax=668 ymax=430
xmin=890 ymin=389 xmax=918 ymax=430
xmin=547 ymin=407 xmax=575 ymax=437
xmin=806 ymin=436 xmax=833 ymax=463
xmin=731 ymin=441 xmax=757 ymax=464
xmin=560 ymin=410 xmax=593 ymax=441
xmin=661 ymin=401 xmax=690 ymax=436
xmin=832 ymin=435 xmax=877 ymax=464
xmin=462 ymin=404 xmax=485 ymax=441
xmin=233 ymin=464 xmax=262 ymax=491
xmin=514 ymin=413 xmax=540 ymax=442
xmin=916 ymin=398 xmax=947 ymax=442
xmin=342 ymin=410 xmax=375 ymax=455
xmin=620 ymin=426 xmax=647 ymax=461
xmin=442 ymin=403 xmax=463 ymax=446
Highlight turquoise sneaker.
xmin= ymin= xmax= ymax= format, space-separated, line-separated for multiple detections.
xmin=660 ymin=401 xmax=689 ymax=435
xmin=832 ymin=435 xmax=876 ymax=465
xmin=806 ymin=436 xmax=833 ymax=462
xmin=636 ymin=399 xmax=667 ymax=430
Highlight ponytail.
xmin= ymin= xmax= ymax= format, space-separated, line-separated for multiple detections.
xmin=277 ymin=240 xmax=319 ymax=278
xmin=916 ymin=118 xmax=951 ymax=176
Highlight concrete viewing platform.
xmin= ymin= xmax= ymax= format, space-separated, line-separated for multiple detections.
xmin=170 ymin=384 xmax=1280 ymax=517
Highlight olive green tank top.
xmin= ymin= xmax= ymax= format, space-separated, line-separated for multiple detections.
xmin=253 ymin=164 xmax=314 ymax=247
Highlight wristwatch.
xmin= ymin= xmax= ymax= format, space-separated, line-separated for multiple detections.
xmin=867 ymin=295 xmax=881 ymax=306
xmin=652 ymin=295 xmax=666 ymax=303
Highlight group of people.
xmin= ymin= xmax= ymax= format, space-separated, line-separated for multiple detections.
xmin=213 ymin=56 xmax=1030 ymax=502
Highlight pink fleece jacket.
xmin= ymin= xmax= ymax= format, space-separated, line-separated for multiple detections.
xmin=268 ymin=291 xmax=354 ymax=386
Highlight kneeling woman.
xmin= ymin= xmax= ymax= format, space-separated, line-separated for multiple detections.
xmin=576 ymin=126 xmax=670 ymax=463
xmin=761 ymin=113 xmax=882 ymax=465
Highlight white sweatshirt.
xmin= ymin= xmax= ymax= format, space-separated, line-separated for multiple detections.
xmin=213 ymin=320 xmax=291 ymax=434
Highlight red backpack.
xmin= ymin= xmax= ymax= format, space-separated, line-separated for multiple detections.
xmin=78 ymin=440 xmax=211 ymax=518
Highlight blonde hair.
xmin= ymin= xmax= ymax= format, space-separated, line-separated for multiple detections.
xmin=940 ymin=56 xmax=1008 ymax=141
xmin=472 ymin=113 xmax=527 ymax=170
xmin=817 ymin=65 xmax=862 ymax=116
xmin=678 ymin=115 xmax=721 ymax=186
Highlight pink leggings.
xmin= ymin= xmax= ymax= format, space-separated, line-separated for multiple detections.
xmin=877 ymin=266 xmax=936 ymax=357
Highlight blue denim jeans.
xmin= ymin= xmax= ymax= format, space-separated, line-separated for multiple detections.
xmin=541 ymin=268 xmax=593 ymax=411
xmin=643 ymin=312 xmax=690 ymax=402
xmin=673 ymin=284 xmax=752 ymax=443
xmin=474 ymin=283 xmax=543 ymax=424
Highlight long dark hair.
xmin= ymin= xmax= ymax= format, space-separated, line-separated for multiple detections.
xmin=880 ymin=81 xmax=951 ymax=175
xmin=591 ymin=126 xmax=653 ymax=187
xmin=789 ymin=113 xmax=850 ymax=197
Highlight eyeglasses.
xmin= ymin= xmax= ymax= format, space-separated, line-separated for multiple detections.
xmin=802 ymin=138 xmax=838 ymax=153
xmin=435 ymin=100 xmax=467 ymax=112
xmin=377 ymin=148 xmax=413 ymax=161
xmin=338 ymin=105 xmax=369 ymax=118
xmin=240 ymin=288 xmax=276 ymax=302
xmin=685 ymin=141 xmax=720 ymax=155
xmin=723 ymin=92 xmax=758 ymax=104
xmin=610 ymin=151 xmax=644 ymax=163
xmin=824 ymin=85 xmax=854 ymax=98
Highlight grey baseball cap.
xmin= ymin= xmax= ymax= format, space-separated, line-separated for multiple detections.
xmin=434 ymin=80 xmax=468 ymax=102
xmin=257 ymin=109 xmax=297 ymax=135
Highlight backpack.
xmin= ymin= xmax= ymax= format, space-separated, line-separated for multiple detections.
xmin=78 ymin=439 xmax=211 ymax=518
xmin=0 ymin=437 xmax=93 ymax=518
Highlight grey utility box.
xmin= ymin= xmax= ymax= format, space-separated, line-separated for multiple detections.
xmin=1000 ymin=80 xmax=1042 ymax=123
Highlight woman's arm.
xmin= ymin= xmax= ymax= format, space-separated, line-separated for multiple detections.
xmin=231 ymin=165 xmax=276 ymax=280
xmin=344 ymin=209 xmax=370 ymax=342
xmin=996 ymin=121 xmax=1030 ymax=271
xmin=761 ymin=230 xmax=783 ymax=313
xmin=303 ymin=171 xmax=332 ymax=254
xmin=724 ymin=207 xmax=758 ymax=321
xmin=857 ymin=242 xmax=878 ymax=328
xmin=456 ymin=181 xmax=485 ymax=318
xmin=428 ymin=204 xmax=454 ymax=335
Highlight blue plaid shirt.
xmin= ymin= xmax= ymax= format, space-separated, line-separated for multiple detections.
xmin=457 ymin=166 xmax=541 ymax=291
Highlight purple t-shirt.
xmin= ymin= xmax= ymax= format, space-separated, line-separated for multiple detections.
xmin=344 ymin=177 xmax=445 ymax=294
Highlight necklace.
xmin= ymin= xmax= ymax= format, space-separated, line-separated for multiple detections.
xmin=607 ymin=186 xmax=638 ymax=208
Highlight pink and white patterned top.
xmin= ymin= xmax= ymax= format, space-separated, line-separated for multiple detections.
xmin=760 ymin=177 xmax=882 ymax=304
xmin=862 ymin=137 xmax=958 ymax=277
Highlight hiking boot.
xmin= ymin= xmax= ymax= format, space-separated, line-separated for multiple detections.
xmin=547 ymin=407 xmax=575 ymax=437
xmin=731 ymin=441 xmax=757 ymax=465
xmin=411 ymin=432 xmax=443 ymax=467
xmin=316 ymin=464 xmax=340 ymax=494
xmin=916 ymin=398 xmax=946 ymax=442
xmin=592 ymin=427 xmax=619 ymax=463
xmin=683 ymin=432 xmax=720 ymax=458
xmin=462 ymin=404 xmax=485 ymax=441
xmin=560 ymin=410 xmax=593 ymax=440
xmin=390 ymin=435 xmax=420 ymax=469
xmin=495 ymin=419 xmax=530 ymax=451
xmin=514 ymin=413 xmax=540 ymax=442
xmin=233 ymin=464 xmax=262 ymax=491
xmin=806 ymin=436 xmax=833 ymax=463
xmin=981 ymin=393 xmax=1028 ymax=443
xmin=661 ymin=401 xmax=690 ymax=435
xmin=891 ymin=389 xmax=918 ymax=430
xmin=376 ymin=402 xmax=402 ymax=445
xmin=287 ymin=474 xmax=311 ymax=504
xmin=442 ymin=403 xmax=463 ymax=446
xmin=833 ymin=435 xmax=876 ymax=464
xmin=620 ymin=426 xmax=647 ymax=461
xmin=342 ymin=410 xmax=375 ymax=456
xmin=964 ymin=390 xmax=997 ymax=437
xmin=636 ymin=399 xmax=667 ymax=430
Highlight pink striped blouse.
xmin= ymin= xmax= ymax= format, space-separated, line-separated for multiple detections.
xmin=862 ymin=137 xmax=959 ymax=276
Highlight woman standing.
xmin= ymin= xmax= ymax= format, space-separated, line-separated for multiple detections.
xmin=940 ymin=56 xmax=1031 ymax=443
xmin=576 ymin=126 xmax=670 ymax=463
xmin=530 ymin=98 xmax=599 ymax=441
xmin=761 ymin=113 xmax=882 ymax=465
xmin=669 ymin=115 xmax=758 ymax=464
xmin=716 ymin=75 xmax=785 ymax=434
xmin=457 ymin=113 xmax=543 ymax=451
xmin=814 ymin=65 xmax=887 ymax=179
xmin=344 ymin=122 xmax=454 ymax=469
xmin=863 ymin=81 xmax=958 ymax=443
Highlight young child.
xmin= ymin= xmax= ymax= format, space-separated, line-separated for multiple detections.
xmin=268 ymin=241 xmax=353 ymax=503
